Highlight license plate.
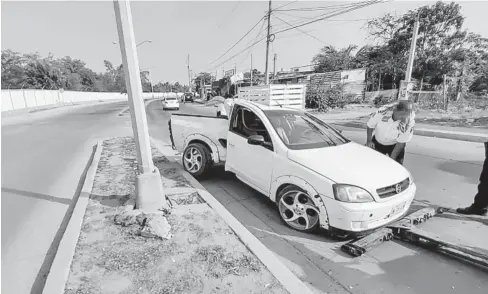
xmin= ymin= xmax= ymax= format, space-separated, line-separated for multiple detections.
xmin=390 ymin=202 xmax=406 ymax=216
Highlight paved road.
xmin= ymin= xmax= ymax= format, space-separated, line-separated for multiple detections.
xmin=3 ymin=100 xmax=485 ymax=294
xmin=1 ymin=101 xmax=132 ymax=294
xmin=146 ymin=101 xmax=488 ymax=294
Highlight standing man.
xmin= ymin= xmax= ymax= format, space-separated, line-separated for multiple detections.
xmin=365 ymin=100 xmax=415 ymax=165
xmin=456 ymin=142 xmax=488 ymax=216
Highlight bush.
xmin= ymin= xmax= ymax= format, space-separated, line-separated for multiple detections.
xmin=306 ymin=84 xmax=353 ymax=112
xmin=373 ymin=95 xmax=393 ymax=107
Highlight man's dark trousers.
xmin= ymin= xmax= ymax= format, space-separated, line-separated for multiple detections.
xmin=473 ymin=142 xmax=488 ymax=210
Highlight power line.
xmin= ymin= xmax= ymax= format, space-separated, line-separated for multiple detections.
xmin=273 ymin=2 xmax=366 ymax=12
xmin=276 ymin=11 xmax=372 ymax=22
xmin=210 ymin=15 xmax=266 ymax=65
xmin=271 ymin=1 xmax=371 ymax=33
xmin=238 ymin=19 xmax=267 ymax=67
xmin=271 ymin=0 xmax=298 ymax=12
xmin=274 ymin=16 xmax=326 ymax=44
xmin=216 ymin=1 xmax=241 ymax=29
xmin=209 ymin=36 xmax=268 ymax=73
xmin=273 ymin=0 xmax=383 ymax=36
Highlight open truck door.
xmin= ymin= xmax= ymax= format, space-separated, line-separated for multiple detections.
xmin=225 ymin=104 xmax=276 ymax=195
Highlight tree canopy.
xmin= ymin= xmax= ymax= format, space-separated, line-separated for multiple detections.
xmin=1 ymin=50 xmax=189 ymax=93
xmin=311 ymin=1 xmax=488 ymax=93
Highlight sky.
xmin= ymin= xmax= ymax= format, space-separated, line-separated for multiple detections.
xmin=2 ymin=1 xmax=488 ymax=85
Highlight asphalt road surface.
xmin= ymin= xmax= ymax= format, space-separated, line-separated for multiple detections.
xmin=2 ymin=100 xmax=486 ymax=294
xmin=1 ymin=101 xmax=133 ymax=294
xmin=146 ymin=100 xmax=488 ymax=294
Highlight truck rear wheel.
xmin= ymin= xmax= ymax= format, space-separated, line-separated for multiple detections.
xmin=182 ymin=143 xmax=211 ymax=179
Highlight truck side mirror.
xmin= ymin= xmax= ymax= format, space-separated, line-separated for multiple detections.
xmin=247 ymin=135 xmax=265 ymax=146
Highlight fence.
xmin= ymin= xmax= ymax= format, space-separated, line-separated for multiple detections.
xmin=238 ymin=84 xmax=306 ymax=109
xmin=1 ymin=90 xmax=184 ymax=112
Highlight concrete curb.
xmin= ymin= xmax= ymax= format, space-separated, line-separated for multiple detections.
xmin=42 ymin=142 xmax=103 ymax=294
xmin=331 ymin=122 xmax=488 ymax=143
xmin=150 ymin=138 xmax=313 ymax=294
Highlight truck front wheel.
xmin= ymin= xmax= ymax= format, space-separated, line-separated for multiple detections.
xmin=276 ymin=185 xmax=320 ymax=233
xmin=182 ymin=143 xmax=211 ymax=179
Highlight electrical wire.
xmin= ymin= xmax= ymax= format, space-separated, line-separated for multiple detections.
xmin=273 ymin=1 xmax=367 ymax=12
xmin=273 ymin=0 xmax=383 ymax=36
xmin=274 ymin=16 xmax=326 ymax=44
xmin=271 ymin=0 xmax=298 ymax=12
xmin=270 ymin=1 xmax=372 ymax=33
xmin=238 ymin=18 xmax=267 ymax=67
xmin=276 ymin=11 xmax=372 ymax=22
xmin=216 ymin=1 xmax=241 ymax=29
xmin=210 ymin=14 xmax=266 ymax=65
xmin=208 ymin=35 xmax=268 ymax=73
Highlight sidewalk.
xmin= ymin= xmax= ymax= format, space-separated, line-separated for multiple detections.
xmin=44 ymin=137 xmax=312 ymax=294
xmin=314 ymin=111 xmax=488 ymax=143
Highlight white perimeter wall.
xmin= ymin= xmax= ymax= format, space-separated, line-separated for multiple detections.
xmin=1 ymin=90 xmax=184 ymax=112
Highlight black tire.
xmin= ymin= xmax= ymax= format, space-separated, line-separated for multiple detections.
xmin=276 ymin=185 xmax=320 ymax=233
xmin=182 ymin=143 xmax=211 ymax=179
xmin=217 ymin=110 xmax=221 ymax=117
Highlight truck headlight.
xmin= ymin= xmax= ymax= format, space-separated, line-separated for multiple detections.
xmin=333 ymin=184 xmax=375 ymax=203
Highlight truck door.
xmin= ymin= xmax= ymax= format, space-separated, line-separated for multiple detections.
xmin=226 ymin=105 xmax=275 ymax=195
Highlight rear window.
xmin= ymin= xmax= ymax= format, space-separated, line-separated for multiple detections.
xmin=166 ymin=97 xmax=177 ymax=101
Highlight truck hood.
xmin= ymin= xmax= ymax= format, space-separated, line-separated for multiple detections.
xmin=287 ymin=142 xmax=410 ymax=195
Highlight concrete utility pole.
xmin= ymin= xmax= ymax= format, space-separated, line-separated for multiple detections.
xmin=273 ymin=53 xmax=277 ymax=82
xmin=264 ymin=0 xmax=272 ymax=85
xmin=187 ymin=54 xmax=191 ymax=93
xmin=399 ymin=15 xmax=420 ymax=101
xmin=147 ymin=69 xmax=154 ymax=93
xmin=113 ymin=0 xmax=167 ymax=211
xmin=200 ymin=76 xmax=204 ymax=99
xmin=250 ymin=54 xmax=253 ymax=86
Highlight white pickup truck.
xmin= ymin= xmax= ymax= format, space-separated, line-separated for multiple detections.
xmin=168 ymin=100 xmax=416 ymax=235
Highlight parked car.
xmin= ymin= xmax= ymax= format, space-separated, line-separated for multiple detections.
xmin=161 ymin=97 xmax=179 ymax=110
xmin=181 ymin=93 xmax=194 ymax=103
xmin=168 ymin=100 xmax=416 ymax=236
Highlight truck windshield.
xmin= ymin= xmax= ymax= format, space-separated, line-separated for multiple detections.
xmin=264 ymin=110 xmax=350 ymax=150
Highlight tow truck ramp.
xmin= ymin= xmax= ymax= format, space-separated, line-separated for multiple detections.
xmin=341 ymin=207 xmax=488 ymax=270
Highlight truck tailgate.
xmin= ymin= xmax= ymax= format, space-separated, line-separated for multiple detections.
xmin=169 ymin=113 xmax=229 ymax=162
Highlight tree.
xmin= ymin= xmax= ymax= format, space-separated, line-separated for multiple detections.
xmin=312 ymin=45 xmax=358 ymax=73
xmin=1 ymin=50 xmax=27 ymax=89
xmin=194 ymin=72 xmax=213 ymax=92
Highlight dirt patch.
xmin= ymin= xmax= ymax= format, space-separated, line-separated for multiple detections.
xmin=64 ymin=136 xmax=287 ymax=294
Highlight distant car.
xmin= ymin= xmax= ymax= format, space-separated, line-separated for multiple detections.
xmin=181 ymin=93 xmax=194 ymax=103
xmin=162 ymin=97 xmax=179 ymax=110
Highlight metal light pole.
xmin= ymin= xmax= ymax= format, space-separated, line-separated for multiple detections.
xmin=113 ymin=0 xmax=168 ymax=212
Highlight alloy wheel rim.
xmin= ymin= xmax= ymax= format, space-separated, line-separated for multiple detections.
xmin=183 ymin=147 xmax=203 ymax=173
xmin=278 ymin=190 xmax=319 ymax=231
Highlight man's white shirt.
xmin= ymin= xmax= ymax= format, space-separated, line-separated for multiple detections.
xmin=367 ymin=105 xmax=415 ymax=146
